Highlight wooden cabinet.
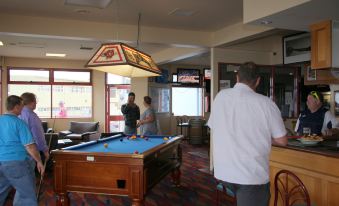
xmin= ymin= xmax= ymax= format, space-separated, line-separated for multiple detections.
xmin=310 ymin=20 xmax=339 ymax=69
xmin=270 ymin=146 xmax=339 ymax=206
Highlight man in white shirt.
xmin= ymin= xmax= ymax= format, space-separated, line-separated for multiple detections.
xmin=208 ymin=62 xmax=287 ymax=206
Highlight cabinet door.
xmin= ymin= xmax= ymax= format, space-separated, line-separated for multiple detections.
xmin=310 ymin=20 xmax=332 ymax=69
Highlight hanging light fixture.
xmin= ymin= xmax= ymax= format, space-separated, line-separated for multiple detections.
xmin=86 ymin=9 xmax=161 ymax=77
xmin=86 ymin=42 xmax=161 ymax=77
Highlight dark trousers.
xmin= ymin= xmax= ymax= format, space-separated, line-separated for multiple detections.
xmin=225 ymin=181 xmax=270 ymax=206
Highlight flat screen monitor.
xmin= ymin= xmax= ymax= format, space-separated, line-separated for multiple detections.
xmin=177 ymin=68 xmax=200 ymax=85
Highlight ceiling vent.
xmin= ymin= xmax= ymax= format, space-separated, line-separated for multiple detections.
xmin=168 ymin=8 xmax=197 ymax=17
xmin=80 ymin=46 xmax=93 ymax=50
xmin=64 ymin=0 xmax=112 ymax=9
xmin=15 ymin=42 xmax=46 ymax=48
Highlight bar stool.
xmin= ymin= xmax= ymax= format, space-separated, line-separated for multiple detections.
xmin=175 ymin=116 xmax=182 ymax=135
xmin=274 ymin=170 xmax=311 ymax=206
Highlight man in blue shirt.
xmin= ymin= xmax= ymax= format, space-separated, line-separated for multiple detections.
xmin=0 ymin=95 xmax=44 ymax=206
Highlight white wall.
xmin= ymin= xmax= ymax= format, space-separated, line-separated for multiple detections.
xmin=243 ymin=0 xmax=310 ymax=23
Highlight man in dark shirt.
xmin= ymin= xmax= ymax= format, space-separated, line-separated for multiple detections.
xmin=295 ymin=91 xmax=338 ymax=136
xmin=121 ymin=92 xmax=140 ymax=135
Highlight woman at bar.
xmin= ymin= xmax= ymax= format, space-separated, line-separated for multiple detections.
xmin=138 ymin=96 xmax=157 ymax=135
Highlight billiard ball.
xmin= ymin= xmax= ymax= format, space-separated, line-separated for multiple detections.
xmin=104 ymin=143 xmax=108 ymax=148
xmin=163 ymin=137 xmax=169 ymax=141
xmin=145 ymin=137 xmax=149 ymax=141
xmin=120 ymin=138 xmax=123 ymax=142
xmin=134 ymin=150 xmax=139 ymax=154
xmin=140 ymin=135 xmax=144 ymax=138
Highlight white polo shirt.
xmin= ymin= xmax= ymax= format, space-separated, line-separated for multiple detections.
xmin=208 ymin=83 xmax=286 ymax=185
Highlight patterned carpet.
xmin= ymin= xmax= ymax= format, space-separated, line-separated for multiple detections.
xmin=5 ymin=142 xmax=230 ymax=206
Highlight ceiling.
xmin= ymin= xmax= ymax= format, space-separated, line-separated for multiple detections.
xmin=0 ymin=0 xmax=243 ymax=31
xmin=0 ymin=0 xmax=338 ymax=65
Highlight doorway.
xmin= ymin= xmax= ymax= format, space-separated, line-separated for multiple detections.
xmin=106 ymin=85 xmax=131 ymax=132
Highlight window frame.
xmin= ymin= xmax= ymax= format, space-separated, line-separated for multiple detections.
xmin=7 ymin=67 xmax=93 ymax=118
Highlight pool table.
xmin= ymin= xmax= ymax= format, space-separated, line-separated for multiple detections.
xmin=52 ymin=134 xmax=183 ymax=206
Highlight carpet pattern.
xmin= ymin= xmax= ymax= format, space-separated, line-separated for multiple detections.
xmin=5 ymin=143 xmax=231 ymax=206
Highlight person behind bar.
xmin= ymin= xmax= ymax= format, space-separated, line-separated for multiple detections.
xmin=0 ymin=95 xmax=44 ymax=206
xmin=121 ymin=92 xmax=140 ymax=135
xmin=295 ymin=91 xmax=339 ymax=136
xmin=208 ymin=62 xmax=287 ymax=206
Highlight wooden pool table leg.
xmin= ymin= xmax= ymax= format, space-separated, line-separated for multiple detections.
xmin=171 ymin=168 xmax=181 ymax=186
xmin=132 ymin=198 xmax=144 ymax=206
xmin=56 ymin=193 xmax=69 ymax=206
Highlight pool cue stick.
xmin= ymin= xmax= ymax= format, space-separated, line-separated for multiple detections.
xmin=37 ymin=117 xmax=56 ymax=201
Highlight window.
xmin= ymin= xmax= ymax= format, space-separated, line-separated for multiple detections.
xmin=149 ymin=87 xmax=170 ymax=113
xmin=52 ymin=85 xmax=92 ymax=118
xmin=9 ymin=69 xmax=49 ymax=82
xmin=8 ymin=85 xmax=51 ymax=118
xmin=54 ymin=70 xmax=91 ymax=83
xmin=8 ymin=68 xmax=92 ymax=118
xmin=172 ymin=87 xmax=203 ymax=116
xmin=107 ymin=73 xmax=131 ymax=84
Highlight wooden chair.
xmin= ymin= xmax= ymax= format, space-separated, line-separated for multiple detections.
xmin=274 ymin=170 xmax=311 ymax=206
xmin=216 ymin=180 xmax=236 ymax=206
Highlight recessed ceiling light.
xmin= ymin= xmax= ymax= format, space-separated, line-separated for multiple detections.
xmin=0 ymin=41 xmax=3 ymax=46
xmin=261 ymin=20 xmax=272 ymax=25
xmin=46 ymin=53 xmax=66 ymax=57
xmin=64 ymin=0 xmax=112 ymax=9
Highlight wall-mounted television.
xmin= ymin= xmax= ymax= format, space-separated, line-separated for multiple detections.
xmin=177 ymin=68 xmax=200 ymax=85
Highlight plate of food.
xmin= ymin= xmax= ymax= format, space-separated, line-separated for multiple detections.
xmin=297 ymin=134 xmax=324 ymax=145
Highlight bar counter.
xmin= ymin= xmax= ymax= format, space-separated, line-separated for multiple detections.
xmin=269 ymin=140 xmax=339 ymax=206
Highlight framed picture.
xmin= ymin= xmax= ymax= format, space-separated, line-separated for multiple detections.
xmin=335 ymin=91 xmax=339 ymax=116
xmin=219 ymin=80 xmax=230 ymax=90
xmin=283 ymin=32 xmax=311 ymax=64
xmin=306 ymin=65 xmax=316 ymax=81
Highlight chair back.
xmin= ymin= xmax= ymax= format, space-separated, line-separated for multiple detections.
xmin=70 ymin=121 xmax=99 ymax=133
xmin=274 ymin=170 xmax=311 ymax=206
